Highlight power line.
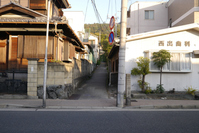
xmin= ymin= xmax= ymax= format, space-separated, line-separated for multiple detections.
xmin=84 ymin=0 xmax=90 ymax=23
xmin=91 ymin=0 xmax=103 ymax=34
xmin=106 ymin=0 xmax=111 ymax=21
xmin=91 ymin=0 xmax=110 ymax=34
xmin=115 ymin=0 xmax=117 ymax=17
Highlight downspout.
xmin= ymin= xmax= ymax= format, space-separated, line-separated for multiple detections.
xmin=138 ymin=3 xmax=139 ymax=33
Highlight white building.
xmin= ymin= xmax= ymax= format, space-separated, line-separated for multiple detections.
xmin=127 ymin=0 xmax=199 ymax=35
xmin=127 ymin=1 xmax=168 ymax=35
xmin=63 ymin=11 xmax=85 ymax=41
xmin=125 ymin=23 xmax=199 ymax=91
xmin=168 ymin=0 xmax=199 ymax=27
xmin=89 ymin=34 xmax=100 ymax=62
xmin=63 ymin=10 xmax=100 ymax=63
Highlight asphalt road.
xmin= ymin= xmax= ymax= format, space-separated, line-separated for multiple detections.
xmin=0 ymin=110 xmax=199 ymax=133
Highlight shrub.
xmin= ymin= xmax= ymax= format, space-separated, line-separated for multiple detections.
xmin=145 ymin=87 xmax=152 ymax=94
xmin=97 ymin=60 xmax=101 ymax=65
xmin=156 ymin=84 xmax=165 ymax=93
xmin=185 ymin=86 xmax=196 ymax=96
xmin=137 ymin=80 xmax=149 ymax=91
xmin=131 ymin=57 xmax=150 ymax=92
xmin=51 ymin=59 xmax=62 ymax=63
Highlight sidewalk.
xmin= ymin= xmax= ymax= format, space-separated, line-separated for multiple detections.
xmin=0 ymin=99 xmax=117 ymax=109
xmin=128 ymin=99 xmax=199 ymax=109
xmin=0 ymin=97 xmax=199 ymax=109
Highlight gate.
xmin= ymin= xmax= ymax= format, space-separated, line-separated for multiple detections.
xmin=0 ymin=70 xmax=27 ymax=94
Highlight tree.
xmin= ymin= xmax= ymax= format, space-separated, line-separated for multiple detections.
xmin=131 ymin=57 xmax=150 ymax=92
xmin=152 ymin=49 xmax=172 ymax=86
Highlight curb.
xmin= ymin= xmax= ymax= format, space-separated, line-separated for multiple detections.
xmin=0 ymin=104 xmax=40 ymax=109
xmin=124 ymin=105 xmax=199 ymax=109
xmin=1 ymin=104 xmax=199 ymax=110
xmin=0 ymin=104 xmax=119 ymax=109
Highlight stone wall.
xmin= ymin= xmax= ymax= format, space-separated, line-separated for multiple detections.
xmin=27 ymin=58 xmax=94 ymax=99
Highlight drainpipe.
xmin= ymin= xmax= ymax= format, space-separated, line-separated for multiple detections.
xmin=138 ymin=3 xmax=139 ymax=33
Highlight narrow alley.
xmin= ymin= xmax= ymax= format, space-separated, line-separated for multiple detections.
xmin=69 ymin=62 xmax=110 ymax=100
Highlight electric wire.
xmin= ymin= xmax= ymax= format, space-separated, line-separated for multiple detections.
xmin=84 ymin=0 xmax=90 ymax=23
xmin=107 ymin=0 xmax=111 ymax=22
xmin=91 ymin=0 xmax=110 ymax=34
xmin=115 ymin=0 xmax=117 ymax=18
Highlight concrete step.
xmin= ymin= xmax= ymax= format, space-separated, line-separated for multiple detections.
xmin=131 ymin=93 xmax=147 ymax=99
xmin=0 ymin=94 xmax=27 ymax=99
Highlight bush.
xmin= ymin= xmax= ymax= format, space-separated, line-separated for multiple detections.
xmin=185 ymin=86 xmax=196 ymax=96
xmin=137 ymin=80 xmax=149 ymax=91
xmin=97 ymin=60 xmax=101 ymax=65
xmin=145 ymin=87 xmax=152 ymax=94
xmin=155 ymin=84 xmax=165 ymax=93
xmin=51 ymin=59 xmax=62 ymax=63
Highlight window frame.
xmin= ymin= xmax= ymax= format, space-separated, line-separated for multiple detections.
xmin=145 ymin=10 xmax=154 ymax=20
xmin=145 ymin=50 xmax=192 ymax=73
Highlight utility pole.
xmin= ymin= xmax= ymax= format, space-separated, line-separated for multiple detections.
xmin=43 ymin=0 xmax=51 ymax=108
xmin=117 ymin=0 xmax=127 ymax=107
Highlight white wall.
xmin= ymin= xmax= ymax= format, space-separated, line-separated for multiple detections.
xmin=63 ymin=11 xmax=85 ymax=37
xmin=84 ymin=45 xmax=90 ymax=60
xmin=89 ymin=35 xmax=99 ymax=61
xmin=127 ymin=1 xmax=168 ymax=35
xmin=125 ymin=30 xmax=199 ymax=91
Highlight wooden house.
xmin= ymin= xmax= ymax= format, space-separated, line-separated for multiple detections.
xmin=108 ymin=43 xmax=119 ymax=86
xmin=0 ymin=0 xmax=84 ymax=73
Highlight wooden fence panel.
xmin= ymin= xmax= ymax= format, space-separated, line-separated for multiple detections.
xmin=9 ymin=37 xmax=18 ymax=70
xmin=17 ymin=35 xmax=23 ymax=58
xmin=30 ymin=0 xmax=46 ymax=9
xmin=0 ymin=40 xmax=7 ymax=71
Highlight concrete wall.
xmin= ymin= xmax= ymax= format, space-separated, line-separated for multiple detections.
xmin=168 ymin=0 xmax=199 ymax=27
xmin=27 ymin=59 xmax=38 ymax=99
xmin=168 ymin=0 xmax=194 ymax=23
xmin=27 ymin=58 xmax=93 ymax=98
xmin=73 ymin=59 xmax=93 ymax=88
xmin=125 ymin=29 xmax=199 ymax=92
xmin=37 ymin=62 xmax=73 ymax=86
xmin=127 ymin=1 xmax=168 ymax=35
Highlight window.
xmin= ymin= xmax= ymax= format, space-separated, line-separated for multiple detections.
xmin=169 ymin=18 xmax=172 ymax=27
xmin=145 ymin=10 xmax=154 ymax=20
xmin=127 ymin=11 xmax=130 ymax=18
xmin=126 ymin=28 xmax=131 ymax=35
xmin=146 ymin=51 xmax=192 ymax=72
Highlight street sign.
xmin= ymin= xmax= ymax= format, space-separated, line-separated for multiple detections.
xmin=109 ymin=16 xmax=115 ymax=30
xmin=109 ymin=32 xmax=114 ymax=45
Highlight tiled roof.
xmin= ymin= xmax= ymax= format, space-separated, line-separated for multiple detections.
xmin=0 ymin=16 xmax=68 ymax=23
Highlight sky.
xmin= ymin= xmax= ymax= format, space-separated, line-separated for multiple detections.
xmin=66 ymin=0 xmax=168 ymax=24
